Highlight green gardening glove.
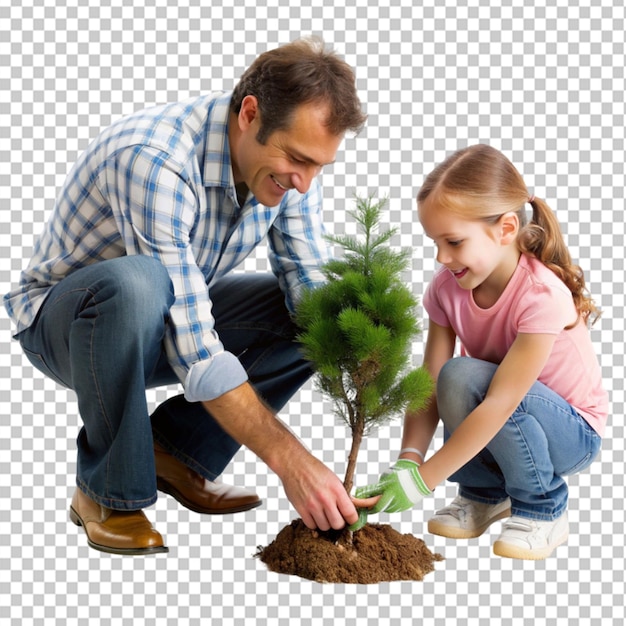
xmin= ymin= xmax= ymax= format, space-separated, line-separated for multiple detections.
xmin=349 ymin=459 xmax=432 ymax=531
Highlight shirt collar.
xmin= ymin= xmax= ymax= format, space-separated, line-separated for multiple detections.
xmin=202 ymin=91 xmax=237 ymax=190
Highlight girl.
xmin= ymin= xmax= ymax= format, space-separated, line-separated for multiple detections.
xmin=352 ymin=144 xmax=608 ymax=560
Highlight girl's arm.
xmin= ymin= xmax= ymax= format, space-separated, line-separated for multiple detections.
xmin=398 ymin=320 xmax=457 ymax=464
xmin=418 ymin=331 xmax=557 ymax=490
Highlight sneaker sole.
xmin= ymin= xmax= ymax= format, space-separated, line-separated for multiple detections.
xmin=428 ymin=506 xmax=512 ymax=539
xmin=493 ymin=530 xmax=569 ymax=560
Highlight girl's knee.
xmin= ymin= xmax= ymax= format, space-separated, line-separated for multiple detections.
xmin=438 ymin=357 xmax=478 ymax=397
xmin=437 ymin=357 xmax=497 ymax=430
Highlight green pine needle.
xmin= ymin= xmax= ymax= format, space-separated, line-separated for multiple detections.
xmin=295 ymin=194 xmax=433 ymax=445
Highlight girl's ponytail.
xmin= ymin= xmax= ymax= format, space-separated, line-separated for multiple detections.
xmin=519 ymin=198 xmax=600 ymax=325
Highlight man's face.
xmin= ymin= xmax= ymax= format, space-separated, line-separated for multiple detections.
xmin=232 ymin=96 xmax=343 ymax=206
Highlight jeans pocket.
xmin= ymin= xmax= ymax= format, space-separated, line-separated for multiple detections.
xmin=561 ymin=433 xmax=602 ymax=476
xmin=21 ymin=346 xmax=69 ymax=388
xmin=561 ymin=452 xmax=593 ymax=476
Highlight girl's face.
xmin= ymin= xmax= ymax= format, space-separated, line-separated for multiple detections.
xmin=418 ymin=198 xmax=520 ymax=306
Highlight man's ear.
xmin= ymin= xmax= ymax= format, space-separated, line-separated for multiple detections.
xmin=499 ymin=212 xmax=519 ymax=245
xmin=238 ymin=95 xmax=259 ymax=131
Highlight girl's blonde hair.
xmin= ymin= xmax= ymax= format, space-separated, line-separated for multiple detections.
xmin=417 ymin=144 xmax=599 ymax=324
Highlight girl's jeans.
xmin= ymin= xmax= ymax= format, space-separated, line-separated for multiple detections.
xmin=17 ymin=256 xmax=313 ymax=510
xmin=437 ymin=357 xmax=601 ymax=521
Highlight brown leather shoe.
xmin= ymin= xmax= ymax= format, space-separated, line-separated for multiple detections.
xmin=154 ymin=443 xmax=262 ymax=514
xmin=69 ymin=489 xmax=168 ymax=555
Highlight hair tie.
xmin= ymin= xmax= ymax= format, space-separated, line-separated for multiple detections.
xmin=528 ymin=195 xmax=535 ymax=203
xmin=399 ymin=447 xmax=425 ymax=462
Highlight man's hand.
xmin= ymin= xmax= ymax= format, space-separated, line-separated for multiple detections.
xmin=202 ymin=382 xmax=359 ymax=530
xmin=279 ymin=453 xmax=359 ymax=530
xmin=348 ymin=459 xmax=432 ymax=530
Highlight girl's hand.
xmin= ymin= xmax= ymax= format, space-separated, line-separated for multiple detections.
xmin=348 ymin=460 xmax=432 ymax=530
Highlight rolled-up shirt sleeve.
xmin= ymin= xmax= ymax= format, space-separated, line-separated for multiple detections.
xmin=100 ymin=144 xmax=248 ymax=401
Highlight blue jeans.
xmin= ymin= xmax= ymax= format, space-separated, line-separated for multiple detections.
xmin=437 ymin=357 xmax=601 ymax=521
xmin=17 ymin=256 xmax=313 ymax=510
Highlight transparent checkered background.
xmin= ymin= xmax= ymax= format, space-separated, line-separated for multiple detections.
xmin=1 ymin=0 xmax=624 ymax=624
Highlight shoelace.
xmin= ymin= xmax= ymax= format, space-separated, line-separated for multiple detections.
xmin=502 ymin=518 xmax=534 ymax=532
xmin=437 ymin=501 xmax=466 ymax=519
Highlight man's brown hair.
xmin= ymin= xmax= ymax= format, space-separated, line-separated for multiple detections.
xmin=231 ymin=37 xmax=366 ymax=143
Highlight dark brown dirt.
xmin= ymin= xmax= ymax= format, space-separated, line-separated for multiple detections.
xmin=256 ymin=519 xmax=444 ymax=584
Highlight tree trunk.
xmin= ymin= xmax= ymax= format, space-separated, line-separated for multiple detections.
xmin=343 ymin=417 xmax=364 ymax=494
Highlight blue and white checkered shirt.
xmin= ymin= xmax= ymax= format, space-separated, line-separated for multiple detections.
xmin=4 ymin=92 xmax=330 ymax=401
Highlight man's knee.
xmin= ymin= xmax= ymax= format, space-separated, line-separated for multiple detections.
xmin=96 ymin=256 xmax=174 ymax=315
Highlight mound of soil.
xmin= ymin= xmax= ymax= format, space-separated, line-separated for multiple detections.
xmin=256 ymin=519 xmax=443 ymax=584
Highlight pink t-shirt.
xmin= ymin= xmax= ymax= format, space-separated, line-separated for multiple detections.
xmin=423 ymin=253 xmax=608 ymax=436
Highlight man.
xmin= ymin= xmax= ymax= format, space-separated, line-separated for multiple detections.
xmin=4 ymin=38 xmax=367 ymax=554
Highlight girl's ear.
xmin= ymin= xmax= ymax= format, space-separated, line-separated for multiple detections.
xmin=499 ymin=212 xmax=519 ymax=245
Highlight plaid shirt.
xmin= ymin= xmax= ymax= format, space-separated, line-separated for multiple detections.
xmin=5 ymin=92 xmax=330 ymax=401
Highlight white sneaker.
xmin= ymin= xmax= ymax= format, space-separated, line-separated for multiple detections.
xmin=428 ymin=495 xmax=512 ymax=539
xmin=493 ymin=513 xmax=569 ymax=560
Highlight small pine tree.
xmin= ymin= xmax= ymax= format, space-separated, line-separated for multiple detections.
xmin=295 ymin=195 xmax=433 ymax=495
